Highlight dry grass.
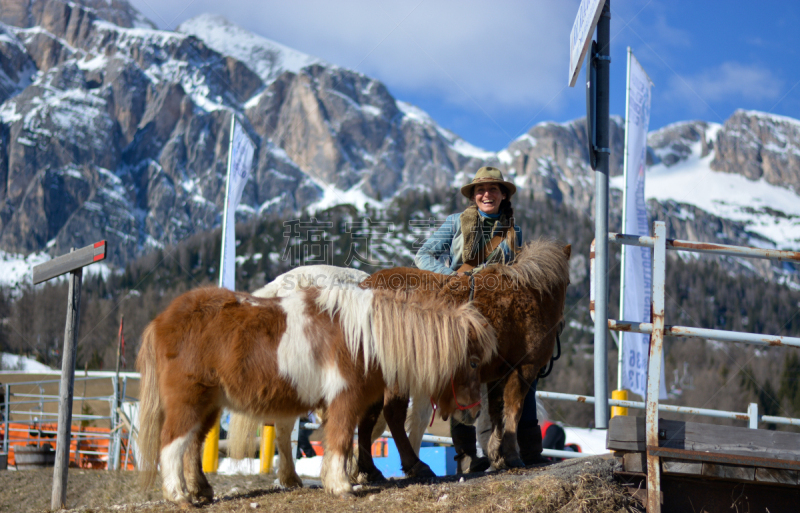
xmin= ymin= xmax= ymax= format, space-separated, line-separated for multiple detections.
xmin=0 ymin=455 xmax=642 ymax=513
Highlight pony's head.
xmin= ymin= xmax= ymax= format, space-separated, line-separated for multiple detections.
xmin=431 ymin=353 xmax=484 ymax=421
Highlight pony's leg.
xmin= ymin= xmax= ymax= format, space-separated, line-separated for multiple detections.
xmin=485 ymin=377 xmax=523 ymax=469
xmin=475 ymin=385 xmax=492 ymax=459
xmin=406 ymin=393 xmax=432 ymax=455
xmin=384 ymin=393 xmax=435 ymax=478
xmin=160 ymin=400 xmax=209 ymax=505
xmin=353 ymin=399 xmax=386 ymax=484
xmin=182 ymin=409 xmax=219 ymax=503
xmin=321 ymin=400 xmax=358 ymax=496
xmin=274 ymin=417 xmax=303 ymax=489
xmin=497 ymin=367 xmax=532 ymax=469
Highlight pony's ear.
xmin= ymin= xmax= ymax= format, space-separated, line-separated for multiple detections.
xmin=562 ymin=244 xmax=572 ymax=260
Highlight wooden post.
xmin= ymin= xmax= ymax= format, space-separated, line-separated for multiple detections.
xmin=32 ymin=241 xmax=105 ymax=510
xmin=51 ymin=266 xmax=82 ymax=510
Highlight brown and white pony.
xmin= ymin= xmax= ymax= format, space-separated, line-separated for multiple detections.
xmin=358 ymin=239 xmax=571 ymax=473
xmin=227 ymin=265 xmax=485 ymax=485
xmin=136 ymin=284 xmax=495 ymax=505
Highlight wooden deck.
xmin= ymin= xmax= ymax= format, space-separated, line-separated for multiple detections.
xmin=608 ymin=416 xmax=800 ymax=512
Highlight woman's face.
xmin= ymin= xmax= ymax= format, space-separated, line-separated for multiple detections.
xmin=473 ymin=183 xmax=506 ymax=215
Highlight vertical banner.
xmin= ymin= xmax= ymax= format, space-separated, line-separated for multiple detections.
xmin=219 ymin=116 xmax=255 ymax=291
xmin=620 ymin=52 xmax=667 ymax=400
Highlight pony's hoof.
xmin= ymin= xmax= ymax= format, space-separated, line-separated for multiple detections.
xmin=178 ymin=500 xmax=196 ymax=510
xmin=406 ymin=460 xmax=436 ymax=479
xmin=357 ymin=469 xmax=387 ymax=484
xmin=504 ymin=456 xmax=525 ymax=469
xmin=338 ymin=492 xmax=357 ymax=500
xmin=279 ymin=474 xmax=304 ymax=489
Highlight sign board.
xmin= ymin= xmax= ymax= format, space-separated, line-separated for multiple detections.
xmin=33 ymin=241 xmax=106 ymax=284
xmin=569 ymin=0 xmax=605 ymax=87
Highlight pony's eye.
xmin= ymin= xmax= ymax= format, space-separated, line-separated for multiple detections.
xmin=470 ymin=361 xmax=478 ymax=369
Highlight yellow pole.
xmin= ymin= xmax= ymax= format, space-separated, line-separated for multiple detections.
xmin=260 ymin=425 xmax=276 ymax=473
xmin=611 ymin=389 xmax=629 ymax=417
xmin=202 ymin=413 xmax=221 ymax=473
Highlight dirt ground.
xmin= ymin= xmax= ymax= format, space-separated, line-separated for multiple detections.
xmin=0 ymin=455 xmax=643 ymax=513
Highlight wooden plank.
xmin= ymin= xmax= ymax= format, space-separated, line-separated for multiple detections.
xmin=623 ymin=452 xmax=647 ymax=473
xmin=649 ymin=446 xmax=800 ymax=472
xmin=755 ymin=467 xmax=799 ymax=486
xmin=33 ymin=241 xmax=106 ymax=285
xmin=662 ymin=459 xmax=702 ymax=476
xmin=683 ymin=422 xmax=800 ymax=461
xmin=608 ymin=416 xmax=800 ymax=462
xmin=607 ymin=416 xmax=685 ymax=451
xmin=702 ymin=462 xmax=755 ymax=481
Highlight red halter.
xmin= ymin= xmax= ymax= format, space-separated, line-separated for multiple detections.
xmin=451 ymin=375 xmax=481 ymax=411
xmin=429 ymin=376 xmax=482 ymax=427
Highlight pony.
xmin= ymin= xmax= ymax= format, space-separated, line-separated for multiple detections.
xmin=136 ymin=284 xmax=496 ymax=505
xmin=227 ymin=264 xmax=483 ymax=485
xmin=357 ymin=239 xmax=571 ymax=474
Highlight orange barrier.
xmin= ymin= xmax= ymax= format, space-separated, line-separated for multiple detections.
xmin=307 ymin=438 xmax=388 ymax=457
xmin=1 ymin=422 xmax=134 ymax=470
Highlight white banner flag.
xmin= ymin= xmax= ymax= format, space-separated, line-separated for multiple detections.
xmin=220 ymin=117 xmax=255 ymax=291
xmin=621 ymin=53 xmax=667 ymax=400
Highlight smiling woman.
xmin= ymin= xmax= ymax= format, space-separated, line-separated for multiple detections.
xmin=413 ymin=165 xmax=554 ymax=473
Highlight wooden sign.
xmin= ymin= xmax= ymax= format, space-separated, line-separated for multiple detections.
xmin=33 ymin=241 xmax=106 ymax=285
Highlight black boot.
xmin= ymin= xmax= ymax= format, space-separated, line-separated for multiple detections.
xmin=518 ymin=421 xmax=549 ymax=466
xmin=451 ymin=419 xmax=490 ymax=474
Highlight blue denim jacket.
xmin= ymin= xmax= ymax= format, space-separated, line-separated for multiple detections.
xmin=414 ymin=213 xmax=523 ymax=275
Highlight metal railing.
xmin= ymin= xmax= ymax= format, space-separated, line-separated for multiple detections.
xmin=589 ymin=221 xmax=800 ymax=513
xmin=2 ymin=376 xmax=137 ymax=470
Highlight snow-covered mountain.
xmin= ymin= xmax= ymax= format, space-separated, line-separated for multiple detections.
xmin=0 ymin=0 xmax=798 ymax=289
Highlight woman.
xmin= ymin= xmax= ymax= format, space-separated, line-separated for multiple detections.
xmin=415 ymin=166 xmax=547 ymax=471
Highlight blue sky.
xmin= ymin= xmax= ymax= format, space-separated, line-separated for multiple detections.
xmin=129 ymin=0 xmax=800 ymax=152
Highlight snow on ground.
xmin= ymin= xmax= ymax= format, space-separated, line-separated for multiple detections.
xmin=1 ymin=353 xmax=52 ymax=372
xmin=611 ymin=140 xmax=800 ymax=250
xmin=564 ymin=426 xmax=608 ymax=455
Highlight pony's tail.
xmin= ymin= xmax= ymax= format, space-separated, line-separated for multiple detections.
xmin=136 ymin=323 xmax=163 ymax=491
xmin=227 ymin=413 xmax=260 ymax=460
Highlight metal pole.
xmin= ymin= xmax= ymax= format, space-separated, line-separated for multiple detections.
xmin=617 ymin=46 xmax=633 ymax=391
xmin=109 ymin=377 xmax=120 ymax=470
xmin=748 ymin=403 xmax=759 ymax=429
xmin=592 ymin=0 xmax=611 ymax=429
xmin=51 ymin=265 xmax=83 ymax=511
xmin=646 ymin=222 xmax=666 ymax=513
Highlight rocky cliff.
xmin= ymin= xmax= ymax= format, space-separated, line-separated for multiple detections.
xmin=0 ymin=0 xmax=799 ymax=281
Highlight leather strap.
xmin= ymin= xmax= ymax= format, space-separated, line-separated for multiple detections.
xmin=457 ymin=228 xmax=508 ymax=273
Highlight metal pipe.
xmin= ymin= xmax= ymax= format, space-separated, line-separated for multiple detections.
xmin=607 ymin=232 xmax=800 ymax=263
xmin=592 ymin=0 xmax=611 ymax=430
xmin=607 ymin=320 xmax=800 ymax=348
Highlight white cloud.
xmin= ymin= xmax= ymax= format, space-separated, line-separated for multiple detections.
xmin=127 ymin=0 xmax=580 ymax=115
xmin=664 ymin=62 xmax=784 ymax=112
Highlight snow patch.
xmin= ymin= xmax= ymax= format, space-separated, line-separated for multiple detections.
xmin=177 ymin=14 xmax=321 ymax=85
xmin=611 ymin=140 xmax=800 ymax=250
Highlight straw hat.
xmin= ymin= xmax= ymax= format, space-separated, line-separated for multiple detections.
xmin=460 ymin=166 xmax=517 ymax=199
